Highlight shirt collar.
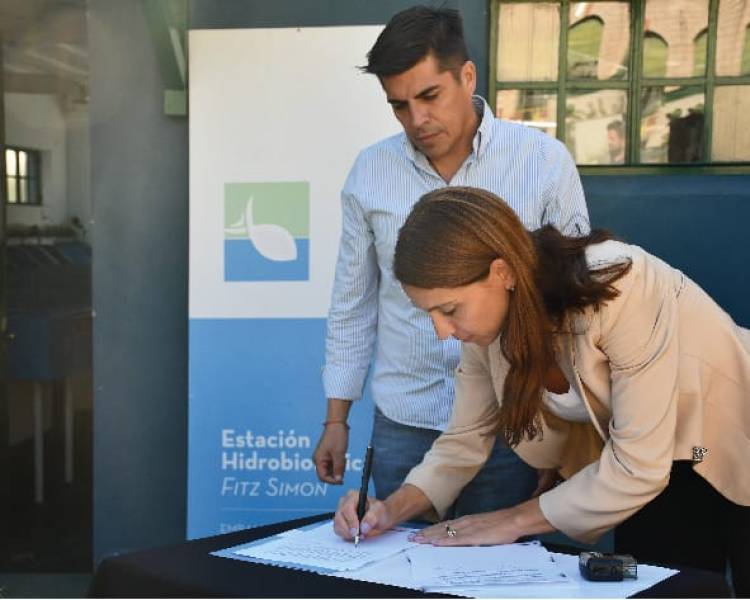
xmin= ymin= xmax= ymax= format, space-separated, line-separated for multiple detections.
xmin=472 ymin=96 xmax=494 ymax=158
xmin=401 ymin=95 xmax=494 ymax=166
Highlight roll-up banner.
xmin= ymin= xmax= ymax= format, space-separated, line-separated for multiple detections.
xmin=187 ymin=26 xmax=398 ymax=538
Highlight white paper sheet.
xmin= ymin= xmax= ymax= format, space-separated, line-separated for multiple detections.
xmin=225 ymin=521 xmax=678 ymax=597
xmin=423 ymin=551 xmax=679 ymax=598
xmin=331 ymin=547 xmax=678 ymax=598
xmin=408 ymin=542 xmax=569 ymax=589
xmin=233 ymin=521 xmax=418 ymax=572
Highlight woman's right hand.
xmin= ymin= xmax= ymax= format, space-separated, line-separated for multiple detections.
xmin=333 ymin=489 xmax=393 ymax=541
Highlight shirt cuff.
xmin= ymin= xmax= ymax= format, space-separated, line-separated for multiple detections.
xmin=322 ymin=364 xmax=369 ymax=400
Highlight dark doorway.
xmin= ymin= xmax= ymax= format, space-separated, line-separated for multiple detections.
xmin=0 ymin=0 xmax=93 ymax=589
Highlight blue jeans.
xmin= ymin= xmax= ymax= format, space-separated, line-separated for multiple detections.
xmin=371 ymin=408 xmax=537 ymax=518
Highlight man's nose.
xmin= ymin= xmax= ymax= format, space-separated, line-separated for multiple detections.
xmin=431 ymin=314 xmax=455 ymax=340
xmin=411 ymin=105 xmax=430 ymax=129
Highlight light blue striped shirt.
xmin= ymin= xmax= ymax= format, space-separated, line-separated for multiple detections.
xmin=323 ymin=98 xmax=589 ymax=431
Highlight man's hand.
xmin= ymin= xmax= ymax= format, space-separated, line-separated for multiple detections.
xmin=313 ymin=423 xmax=349 ymax=484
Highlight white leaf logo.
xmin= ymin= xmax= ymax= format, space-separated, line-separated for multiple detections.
xmin=225 ymin=197 xmax=298 ymax=262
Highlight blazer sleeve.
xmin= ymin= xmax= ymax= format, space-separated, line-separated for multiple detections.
xmin=403 ymin=343 xmax=499 ymax=518
xmin=539 ymin=250 xmax=681 ymax=543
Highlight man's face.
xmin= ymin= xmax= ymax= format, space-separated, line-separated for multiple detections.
xmin=607 ymin=128 xmax=625 ymax=160
xmin=381 ymin=54 xmax=477 ymax=166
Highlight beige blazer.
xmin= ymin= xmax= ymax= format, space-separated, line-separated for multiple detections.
xmin=405 ymin=240 xmax=750 ymax=543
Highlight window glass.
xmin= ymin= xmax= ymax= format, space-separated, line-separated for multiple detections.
xmin=693 ymin=29 xmax=707 ymax=77
xmin=568 ymin=2 xmax=630 ymax=80
xmin=643 ymin=0 xmax=709 ymax=78
xmin=6 ymin=148 xmax=16 ymax=177
xmin=7 ymin=176 xmax=17 ymax=203
xmin=643 ymin=32 xmax=668 ymax=78
xmin=496 ymin=89 xmax=557 ymax=136
xmin=18 ymin=150 xmax=28 ymax=177
xmin=716 ymin=1 xmax=750 ymax=76
xmin=28 ymin=178 xmax=40 ymax=206
xmin=565 ymin=89 xmax=628 ymax=164
xmin=497 ymin=3 xmax=559 ymax=81
xmin=640 ymin=86 xmax=705 ymax=163
xmin=712 ymin=85 xmax=750 ymax=161
xmin=493 ymin=0 xmax=749 ymax=167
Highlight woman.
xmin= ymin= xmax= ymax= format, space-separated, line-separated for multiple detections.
xmin=334 ymin=186 xmax=750 ymax=594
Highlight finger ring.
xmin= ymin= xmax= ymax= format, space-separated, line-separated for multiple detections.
xmin=447 ymin=526 xmax=457 ymax=538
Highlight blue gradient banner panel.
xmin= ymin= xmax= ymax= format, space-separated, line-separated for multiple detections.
xmin=188 ymin=319 xmax=373 ymax=538
xmin=188 ymin=27 xmax=397 ymax=538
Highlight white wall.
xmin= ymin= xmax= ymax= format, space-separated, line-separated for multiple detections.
xmin=5 ymin=93 xmax=68 ymax=227
xmin=65 ymin=104 xmax=93 ymax=237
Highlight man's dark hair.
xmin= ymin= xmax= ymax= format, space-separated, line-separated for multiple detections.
xmin=363 ymin=6 xmax=470 ymax=79
xmin=607 ymin=120 xmax=624 ymax=137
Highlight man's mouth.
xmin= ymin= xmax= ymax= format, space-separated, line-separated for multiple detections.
xmin=416 ymin=131 xmax=439 ymax=144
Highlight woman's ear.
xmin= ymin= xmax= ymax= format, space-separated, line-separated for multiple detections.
xmin=489 ymin=258 xmax=516 ymax=291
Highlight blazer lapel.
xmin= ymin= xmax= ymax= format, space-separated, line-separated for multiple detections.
xmin=557 ymin=333 xmax=609 ymax=442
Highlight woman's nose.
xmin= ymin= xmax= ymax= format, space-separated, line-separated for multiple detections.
xmin=431 ymin=314 xmax=455 ymax=340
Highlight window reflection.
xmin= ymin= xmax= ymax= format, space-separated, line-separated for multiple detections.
xmin=643 ymin=0 xmax=708 ymax=78
xmin=497 ymin=3 xmax=559 ymax=81
xmin=640 ymin=87 xmax=705 ymax=163
xmin=568 ymin=2 xmax=629 ymax=80
xmin=716 ymin=1 xmax=750 ymax=76
xmin=6 ymin=148 xmax=17 ymax=176
xmin=565 ymin=89 xmax=627 ymax=164
xmin=7 ymin=177 xmax=17 ymax=203
xmin=712 ymin=85 xmax=750 ymax=161
xmin=693 ymin=29 xmax=707 ymax=76
xmin=643 ymin=32 xmax=668 ymax=78
xmin=18 ymin=150 xmax=28 ymax=176
xmin=496 ymin=90 xmax=557 ymax=137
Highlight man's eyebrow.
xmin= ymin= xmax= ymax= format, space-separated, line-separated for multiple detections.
xmin=415 ymin=85 xmax=441 ymax=99
xmin=387 ymin=84 xmax=442 ymax=106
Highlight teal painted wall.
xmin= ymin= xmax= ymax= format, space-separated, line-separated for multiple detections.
xmin=585 ymin=174 xmax=749 ymax=327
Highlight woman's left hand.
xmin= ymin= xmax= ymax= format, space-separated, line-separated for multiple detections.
xmin=409 ymin=509 xmax=522 ymax=546
xmin=409 ymin=498 xmax=554 ymax=546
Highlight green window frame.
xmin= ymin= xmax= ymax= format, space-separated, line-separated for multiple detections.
xmin=4 ymin=146 xmax=43 ymax=205
xmin=489 ymin=0 xmax=750 ymax=174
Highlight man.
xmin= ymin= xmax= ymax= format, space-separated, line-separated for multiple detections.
xmin=607 ymin=120 xmax=626 ymax=164
xmin=314 ymin=6 xmax=589 ymax=516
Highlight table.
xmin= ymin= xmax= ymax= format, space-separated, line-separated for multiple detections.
xmin=88 ymin=514 xmax=731 ymax=598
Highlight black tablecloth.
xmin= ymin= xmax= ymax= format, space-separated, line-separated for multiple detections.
xmin=88 ymin=514 xmax=730 ymax=598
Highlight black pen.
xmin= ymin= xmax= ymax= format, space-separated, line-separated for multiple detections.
xmin=354 ymin=445 xmax=374 ymax=547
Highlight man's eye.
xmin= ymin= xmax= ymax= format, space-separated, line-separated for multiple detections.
xmin=442 ymin=308 xmax=455 ymax=316
xmin=423 ymin=94 xmax=437 ymax=101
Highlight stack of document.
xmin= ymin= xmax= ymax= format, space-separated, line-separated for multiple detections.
xmin=231 ymin=521 xmax=419 ymax=572
xmin=407 ymin=542 xmax=569 ymax=591
xmin=215 ymin=520 xmax=678 ymax=598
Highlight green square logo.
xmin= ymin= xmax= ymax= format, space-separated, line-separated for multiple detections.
xmin=224 ymin=182 xmax=310 ymax=281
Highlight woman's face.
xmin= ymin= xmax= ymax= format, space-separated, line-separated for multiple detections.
xmin=402 ymin=258 xmax=515 ymax=347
